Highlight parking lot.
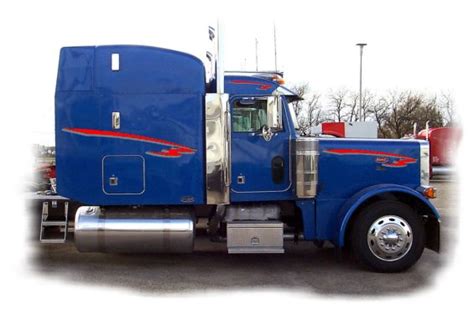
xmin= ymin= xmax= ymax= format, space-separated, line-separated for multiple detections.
xmin=29 ymin=178 xmax=457 ymax=295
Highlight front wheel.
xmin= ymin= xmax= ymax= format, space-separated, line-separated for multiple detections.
xmin=350 ymin=200 xmax=425 ymax=272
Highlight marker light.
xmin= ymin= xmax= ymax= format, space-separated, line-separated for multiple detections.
xmin=423 ymin=186 xmax=437 ymax=199
xmin=272 ymin=75 xmax=285 ymax=85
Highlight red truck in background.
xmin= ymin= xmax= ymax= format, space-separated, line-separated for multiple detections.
xmin=310 ymin=121 xmax=378 ymax=138
xmin=416 ymin=127 xmax=462 ymax=177
xmin=32 ymin=163 xmax=56 ymax=193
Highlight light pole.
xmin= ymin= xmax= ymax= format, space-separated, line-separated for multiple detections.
xmin=356 ymin=43 xmax=367 ymax=121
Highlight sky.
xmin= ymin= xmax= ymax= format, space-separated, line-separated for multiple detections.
xmin=1 ymin=0 xmax=471 ymax=145
xmin=1 ymin=0 xmax=473 ymax=312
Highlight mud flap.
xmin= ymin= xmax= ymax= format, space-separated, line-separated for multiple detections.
xmin=425 ymin=216 xmax=440 ymax=252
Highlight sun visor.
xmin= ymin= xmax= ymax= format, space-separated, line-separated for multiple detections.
xmin=274 ymin=86 xmax=304 ymax=102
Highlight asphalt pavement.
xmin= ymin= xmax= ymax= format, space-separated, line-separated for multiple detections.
xmin=29 ymin=178 xmax=457 ymax=296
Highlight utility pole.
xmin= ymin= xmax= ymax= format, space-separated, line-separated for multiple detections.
xmin=255 ymin=38 xmax=259 ymax=71
xmin=356 ymin=43 xmax=367 ymax=121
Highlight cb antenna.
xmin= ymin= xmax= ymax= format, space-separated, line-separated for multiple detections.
xmin=255 ymin=38 xmax=259 ymax=71
xmin=274 ymin=22 xmax=278 ymax=71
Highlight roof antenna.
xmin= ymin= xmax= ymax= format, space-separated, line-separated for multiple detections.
xmin=206 ymin=25 xmax=216 ymax=84
xmin=216 ymin=21 xmax=224 ymax=94
xmin=206 ymin=21 xmax=224 ymax=93
xmin=255 ymin=38 xmax=259 ymax=71
xmin=273 ymin=22 xmax=278 ymax=72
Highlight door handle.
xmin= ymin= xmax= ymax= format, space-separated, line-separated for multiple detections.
xmin=112 ymin=112 xmax=120 ymax=129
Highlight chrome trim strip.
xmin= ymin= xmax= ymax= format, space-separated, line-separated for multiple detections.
xmin=296 ymin=150 xmax=319 ymax=155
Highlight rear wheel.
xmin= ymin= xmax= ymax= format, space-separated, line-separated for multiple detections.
xmin=350 ymin=200 xmax=425 ymax=272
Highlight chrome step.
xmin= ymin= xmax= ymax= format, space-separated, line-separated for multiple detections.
xmin=40 ymin=201 xmax=69 ymax=243
xmin=41 ymin=221 xmax=67 ymax=226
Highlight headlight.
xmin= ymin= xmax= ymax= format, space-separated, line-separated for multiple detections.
xmin=420 ymin=141 xmax=430 ymax=186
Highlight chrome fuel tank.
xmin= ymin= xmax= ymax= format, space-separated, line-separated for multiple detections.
xmin=74 ymin=207 xmax=195 ymax=253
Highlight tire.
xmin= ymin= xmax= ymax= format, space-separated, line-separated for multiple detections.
xmin=350 ymin=200 xmax=425 ymax=272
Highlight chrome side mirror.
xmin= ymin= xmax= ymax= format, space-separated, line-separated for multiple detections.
xmin=267 ymin=96 xmax=282 ymax=131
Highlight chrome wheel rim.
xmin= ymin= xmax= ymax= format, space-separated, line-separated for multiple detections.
xmin=367 ymin=215 xmax=413 ymax=262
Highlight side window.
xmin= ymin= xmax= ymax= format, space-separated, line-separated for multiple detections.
xmin=232 ymin=96 xmax=283 ymax=133
xmin=232 ymin=98 xmax=268 ymax=132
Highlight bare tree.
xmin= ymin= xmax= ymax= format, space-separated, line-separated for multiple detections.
xmin=299 ymin=93 xmax=323 ymax=136
xmin=346 ymin=90 xmax=376 ymax=122
xmin=439 ymin=92 xmax=456 ymax=126
xmin=367 ymin=98 xmax=388 ymax=138
xmin=361 ymin=90 xmax=375 ymax=122
xmin=290 ymin=83 xmax=310 ymax=118
xmin=307 ymin=94 xmax=323 ymax=127
xmin=290 ymin=85 xmax=453 ymax=139
xmin=380 ymin=91 xmax=444 ymax=138
xmin=289 ymin=83 xmax=327 ymax=135
xmin=385 ymin=92 xmax=415 ymax=138
xmin=345 ymin=92 xmax=359 ymax=122
xmin=328 ymin=88 xmax=349 ymax=122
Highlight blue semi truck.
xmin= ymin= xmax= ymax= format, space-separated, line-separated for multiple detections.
xmin=47 ymin=43 xmax=439 ymax=272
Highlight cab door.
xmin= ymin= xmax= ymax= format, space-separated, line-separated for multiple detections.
xmin=230 ymin=95 xmax=292 ymax=202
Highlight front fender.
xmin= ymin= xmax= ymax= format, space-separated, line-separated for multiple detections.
xmin=336 ymin=184 xmax=440 ymax=247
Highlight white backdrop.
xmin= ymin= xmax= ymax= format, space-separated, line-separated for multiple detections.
xmin=0 ymin=0 xmax=472 ymax=313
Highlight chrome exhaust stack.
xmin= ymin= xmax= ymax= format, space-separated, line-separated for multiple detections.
xmin=74 ymin=207 xmax=195 ymax=253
